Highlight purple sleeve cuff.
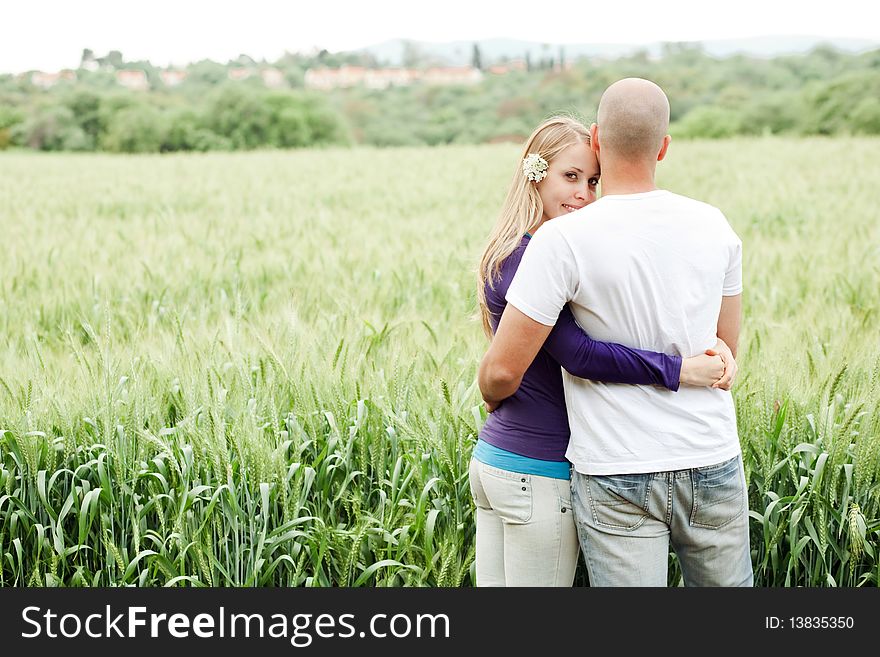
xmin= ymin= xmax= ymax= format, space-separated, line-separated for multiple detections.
xmin=542 ymin=305 xmax=682 ymax=391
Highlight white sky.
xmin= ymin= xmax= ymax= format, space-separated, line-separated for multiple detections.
xmin=3 ymin=0 xmax=880 ymax=73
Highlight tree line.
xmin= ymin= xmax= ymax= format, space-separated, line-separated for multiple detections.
xmin=1 ymin=43 xmax=878 ymax=152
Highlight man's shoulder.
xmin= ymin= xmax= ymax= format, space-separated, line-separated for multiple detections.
xmin=516 ymin=222 xmax=579 ymax=274
xmin=530 ymin=218 xmax=569 ymax=243
xmin=537 ymin=208 xmax=595 ymax=236
xmin=662 ymin=190 xmax=724 ymax=216
xmin=660 ymin=192 xmax=742 ymax=253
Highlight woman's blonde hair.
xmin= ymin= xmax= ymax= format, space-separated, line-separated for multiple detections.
xmin=476 ymin=116 xmax=591 ymax=338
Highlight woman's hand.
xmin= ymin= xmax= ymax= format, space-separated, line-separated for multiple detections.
xmin=679 ymin=338 xmax=737 ymax=389
xmin=484 ymin=399 xmax=500 ymax=413
xmin=705 ymin=337 xmax=737 ymax=390
xmin=679 ymin=352 xmax=725 ymax=387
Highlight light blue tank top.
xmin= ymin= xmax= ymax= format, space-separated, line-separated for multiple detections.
xmin=473 ymin=439 xmax=571 ymax=480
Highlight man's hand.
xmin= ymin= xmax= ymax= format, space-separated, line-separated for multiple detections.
xmin=484 ymin=400 xmax=500 ymax=414
xmin=705 ymin=337 xmax=737 ymax=390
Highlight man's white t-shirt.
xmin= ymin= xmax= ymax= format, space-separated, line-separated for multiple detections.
xmin=506 ymin=189 xmax=743 ymax=475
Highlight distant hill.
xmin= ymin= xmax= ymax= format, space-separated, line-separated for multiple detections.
xmin=356 ymin=36 xmax=880 ymax=66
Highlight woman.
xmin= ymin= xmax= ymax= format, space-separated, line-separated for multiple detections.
xmin=471 ymin=116 xmax=734 ymax=586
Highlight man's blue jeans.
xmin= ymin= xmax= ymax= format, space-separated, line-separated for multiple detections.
xmin=570 ymin=454 xmax=753 ymax=587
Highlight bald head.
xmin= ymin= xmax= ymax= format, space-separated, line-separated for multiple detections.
xmin=596 ymin=78 xmax=670 ymax=162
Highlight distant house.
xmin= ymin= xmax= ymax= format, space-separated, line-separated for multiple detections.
xmin=422 ymin=66 xmax=483 ymax=86
xmin=304 ymin=66 xmax=367 ymax=90
xmin=30 ymin=71 xmax=58 ymax=88
xmin=305 ymin=65 xmax=482 ymax=90
xmin=30 ymin=70 xmax=76 ymax=89
xmin=364 ymin=68 xmax=417 ymax=89
xmin=228 ymin=67 xmax=253 ymax=81
xmin=260 ymin=68 xmax=285 ymax=89
xmin=161 ymin=70 xmax=187 ymax=87
xmin=488 ymin=59 xmax=527 ymax=75
xmin=116 ymin=70 xmax=149 ymax=90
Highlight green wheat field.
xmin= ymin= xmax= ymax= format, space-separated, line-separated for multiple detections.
xmin=1 ymin=138 xmax=879 ymax=587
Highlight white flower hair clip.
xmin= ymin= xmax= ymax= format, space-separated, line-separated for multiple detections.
xmin=522 ymin=153 xmax=549 ymax=183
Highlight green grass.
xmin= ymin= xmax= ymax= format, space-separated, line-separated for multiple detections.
xmin=1 ymin=138 xmax=879 ymax=586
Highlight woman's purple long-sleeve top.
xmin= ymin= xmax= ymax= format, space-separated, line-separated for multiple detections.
xmin=479 ymin=236 xmax=682 ymax=461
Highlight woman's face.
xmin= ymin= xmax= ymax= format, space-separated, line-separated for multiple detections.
xmin=537 ymin=141 xmax=600 ymax=222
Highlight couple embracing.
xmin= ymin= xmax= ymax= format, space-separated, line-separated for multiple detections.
xmin=471 ymin=78 xmax=752 ymax=587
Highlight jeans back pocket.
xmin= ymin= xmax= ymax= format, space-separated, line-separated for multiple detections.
xmin=481 ymin=464 xmax=533 ymax=524
xmin=690 ymin=456 xmax=744 ymax=529
xmin=584 ymin=473 xmax=651 ymax=531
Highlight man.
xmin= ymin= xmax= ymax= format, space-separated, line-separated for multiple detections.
xmin=477 ymin=78 xmax=752 ymax=587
